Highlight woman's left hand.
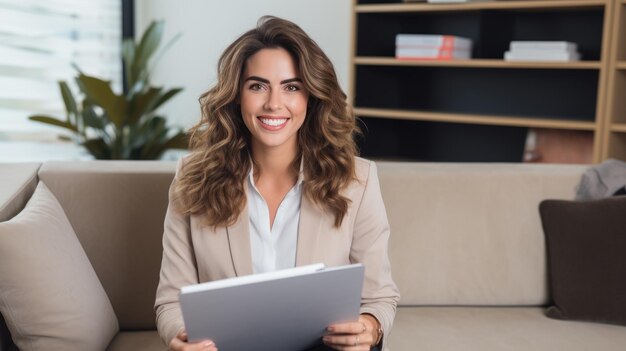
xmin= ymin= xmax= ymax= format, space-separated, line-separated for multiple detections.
xmin=323 ymin=314 xmax=378 ymax=350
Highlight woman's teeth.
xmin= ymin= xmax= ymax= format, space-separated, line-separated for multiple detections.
xmin=259 ymin=118 xmax=287 ymax=126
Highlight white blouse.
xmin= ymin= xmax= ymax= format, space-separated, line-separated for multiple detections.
xmin=246 ymin=168 xmax=303 ymax=274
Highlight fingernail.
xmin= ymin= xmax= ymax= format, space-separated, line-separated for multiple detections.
xmin=203 ymin=341 xmax=214 ymax=347
xmin=326 ymin=326 xmax=334 ymax=332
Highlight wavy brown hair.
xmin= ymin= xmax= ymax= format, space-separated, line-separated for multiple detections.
xmin=174 ymin=15 xmax=359 ymax=228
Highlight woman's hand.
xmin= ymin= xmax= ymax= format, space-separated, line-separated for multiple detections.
xmin=323 ymin=314 xmax=379 ymax=350
xmin=169 ymin=329 xmax=218 ymax=351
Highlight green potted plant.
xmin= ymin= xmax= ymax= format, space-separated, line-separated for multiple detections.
xmin=29 ymin=20 xmax=187 ymax=160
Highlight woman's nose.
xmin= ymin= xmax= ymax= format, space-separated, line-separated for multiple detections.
xmin=264 ymin=89 xmax=282 ymax=111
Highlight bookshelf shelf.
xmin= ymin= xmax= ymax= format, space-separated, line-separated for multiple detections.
xmin=612 ymin=124 xmax=626 ymax=132
xmin=354 ymin=108 xmax=597 ymax=131
xmin=356 ymin=0 xmax=605 ymax=13
xmin=355 ymin=57 xmax=602 ymax=70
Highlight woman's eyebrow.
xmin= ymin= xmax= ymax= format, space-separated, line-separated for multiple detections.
xmin=244 ymin=76 xmax=302 ymax=84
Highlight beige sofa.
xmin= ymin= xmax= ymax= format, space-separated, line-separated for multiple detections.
xmin=1 ymin=161 xmax=625 ymax=350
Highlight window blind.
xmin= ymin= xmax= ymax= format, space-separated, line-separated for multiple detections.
xmin=0 ymin=0 xmax=121 ymax=138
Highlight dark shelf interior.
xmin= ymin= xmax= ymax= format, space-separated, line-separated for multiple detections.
xmin=356 ymin=8 xmax=604 ymax=60
xmin=357 ymin=117 xmax=528 ymax=162
xmin=355 ymin=66 xmax=598 ymax=120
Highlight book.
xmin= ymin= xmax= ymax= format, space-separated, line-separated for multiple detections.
xmin=396 ymin=34 xmax=472 ymax=50
xmin=504 ymin=51 xmax=581 ymax=62
xmin=396 ymin=47 xmax=471 ymax=60
xmin=509 ymin=41 xmax=578 ymax=52
xmin=508 ymin=48 xmax=579 ymax=56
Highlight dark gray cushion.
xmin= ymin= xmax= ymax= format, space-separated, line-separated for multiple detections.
xmin=540 ymin=196 xmax=626 ymax=326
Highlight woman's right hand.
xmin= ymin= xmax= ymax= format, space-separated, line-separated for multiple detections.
xmin=169 ymin=329 xmax=218 ymax=351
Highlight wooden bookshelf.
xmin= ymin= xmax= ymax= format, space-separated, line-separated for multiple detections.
xmin=351 ymin=0 xmax=621 ymax=163
xmin=601 ymin=0 xmax=626 ymax=160
xmin=612 ymin=123 xmax=626 ymax=132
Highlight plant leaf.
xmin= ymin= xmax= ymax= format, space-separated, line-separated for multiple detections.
xmin=143 ymin=131 xmax=188 ymax=160
xmin=129 ymin=33 xmax=182 ymax=98
xmin=81 ymin=103 xmax=111 ymax=144
xmin=146 ymin=32 xmax=182 ymax=75
xmin=161 ymin=131 xmax=188 ymax=150
xmin=151 ymin=87 xmax=183 ymax=112
xmin=58 ymin=81 xmax=78 ymax=124
xmin=76 ymin=73 xmax=127 ymax=129
xmin=82 ymin=138 xmax=111 ymax=159
xmin=129 ymin=87 xmax=162 ymax=124
xmin=122 ymin=39 xmax=136 ymax=91
xmin=139 ymin=117 xmax=167 ymax=158
xmin=132 ymin=20 xmax=164 ymax=83
xmin=29 ymin=115 xmax=78 ymax=132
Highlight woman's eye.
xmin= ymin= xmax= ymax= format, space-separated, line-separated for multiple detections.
xmin=285 ymin=85 xmax=300 ymax=92
xmin=249 ymin=83 xmax=264 ymax=91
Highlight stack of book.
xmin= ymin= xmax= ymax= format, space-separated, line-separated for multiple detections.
xmin=395 ymin=34 xmax=473 ymax=60
xmin=504 ymin=41 xmax=581 ymax=62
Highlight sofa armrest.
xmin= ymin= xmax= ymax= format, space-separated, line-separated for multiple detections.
xmin=0 ymin=162 xmax=41 ymax=351
xmin=0 ymin=163 xmax=41 ymax=221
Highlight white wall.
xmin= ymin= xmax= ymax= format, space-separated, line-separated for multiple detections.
xmin=135 ymin=0 xmax=352 ymax=129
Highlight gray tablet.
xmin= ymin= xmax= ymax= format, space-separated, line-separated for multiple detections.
xmin=179 ymin=263 xmax=365 ymax=351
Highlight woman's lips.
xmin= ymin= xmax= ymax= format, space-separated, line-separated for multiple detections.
xmin=257 ymin=116 xmax=289 ymax=131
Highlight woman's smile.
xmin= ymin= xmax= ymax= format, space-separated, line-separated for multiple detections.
xmin=257 ymin=115 xmax=290 ymax=130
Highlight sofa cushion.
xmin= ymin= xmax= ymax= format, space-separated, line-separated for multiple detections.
xmin=378 ymin=162 xmax=586 ymax=306
xmin=0 ymin=182 xmax=119 ymax=350
xmin=389 ymin=307 xmax=626 ymax=351
xmin=540 ymin=196 xmax=626 ymax=326
xmin=38 ymin=161 xmax=175 ymax=330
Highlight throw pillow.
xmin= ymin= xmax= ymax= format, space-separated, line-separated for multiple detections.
xmin=539 ymin=195 xmax=626 ymax=326
xmin=0 ymin=182 xmax=119 ymax=350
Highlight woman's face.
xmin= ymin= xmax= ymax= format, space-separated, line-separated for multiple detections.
xmin=240 ymin=47 xmax=309 ymax=155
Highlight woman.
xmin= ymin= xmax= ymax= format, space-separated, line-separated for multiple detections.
xmin=155 ymin=16 xmax=399 ymax=351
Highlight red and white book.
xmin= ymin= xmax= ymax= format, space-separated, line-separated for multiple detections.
xmin=395 ymin=34 xmax=472 ymax=50
xmin=396 ymin=47 xmax=471 ymax=60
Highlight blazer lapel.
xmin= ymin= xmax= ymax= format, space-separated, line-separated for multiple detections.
xmin=226 ymin=187 xmax=254 ymax=277
xmin=296 ymin=195 xmax=324 ymax=266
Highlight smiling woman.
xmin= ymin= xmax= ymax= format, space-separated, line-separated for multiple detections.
xmin=154 ymin=16 xmax=399 ymax=351
xmin=239 ymin=47 xmax=309 ymax=160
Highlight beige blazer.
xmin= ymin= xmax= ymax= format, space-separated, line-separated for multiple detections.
xmin=155 ymin=157 xmax=400 ymax=348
